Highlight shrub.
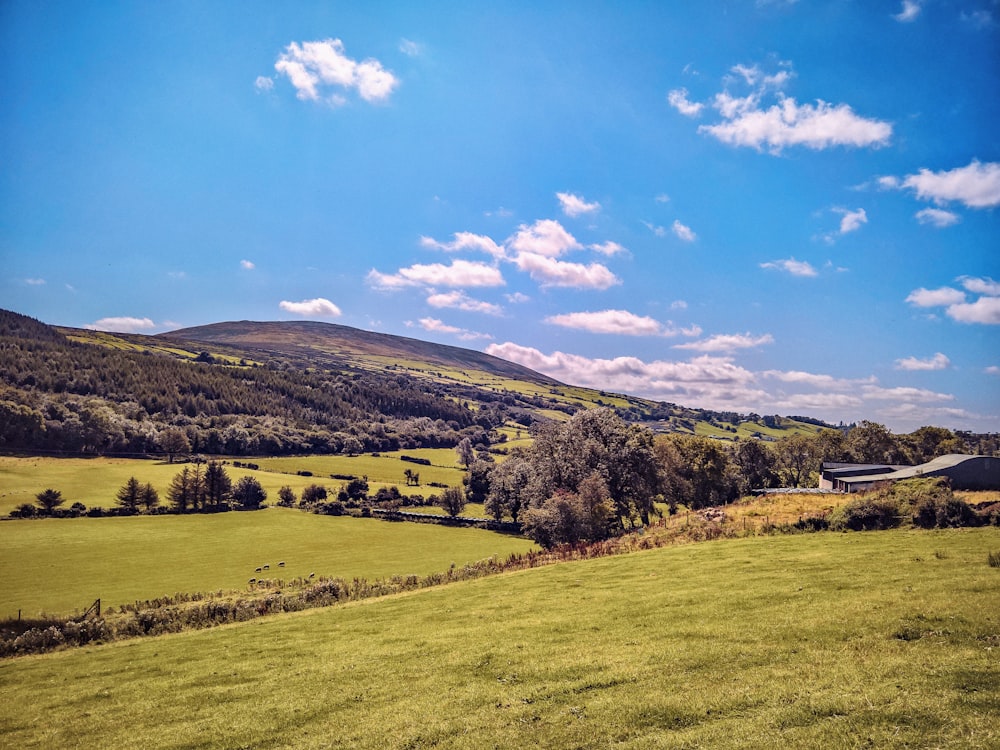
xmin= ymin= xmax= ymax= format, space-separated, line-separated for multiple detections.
xmin=988 ymin=551 xmax=1000 ymax=568
xmin=912 ymin=495 xmax=979 ymax=529
xmin=830 ymin=496 xmax=901 ymax=531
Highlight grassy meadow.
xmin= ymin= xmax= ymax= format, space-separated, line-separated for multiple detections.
xmin=1 ymin=528 xmax=997 ymax=748
xmin=0 ymin=508 xmax=536 ymax=617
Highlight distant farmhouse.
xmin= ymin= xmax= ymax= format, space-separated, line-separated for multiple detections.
xmin=820 ymin=454 xmax=1000 ymax=493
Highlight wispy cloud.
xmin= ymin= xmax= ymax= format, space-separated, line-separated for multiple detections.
xmin=426 ymin=290 xmax=503 ymax=316
xmin=674 ymin=332 xmax=774 ymax=352
xmin=642 ymin=221 xmax=667 ymax=238
xmin=274 ymin=38 xmax=398 ymax=104
xmin=545 ymin=309 xmax=699 ymax=337
xmin=915 ymin=207 xmax=961 ymax=228
xmin=411 ymin=317 xmax=492 ymax=341
xmin=672 ymin=220 xmax=697 ymax=242
xmin=667 ymin=88 xmax=704 ymax=117
xmin=836 ymin=207 xmax=867 ymax=234
xmin=85 ymin=316 xmax=157 ymax=333
xmin=760 ymin=258 xmax=818 ymax=277
xmin=24 ymin=278 xmax=46 ymax=286
xmin=240 ymin=259 xmax=255 ymax=270
xmin=505 ymin=292 xmax=530 ymax=303
xmin=556 ymin=192 xmax=601 ymax=217
xmin=279 ymin=298 xmax=342 ymax=317
xmin=254 ymin=76 xmax=274 ymax=93
xmin=420 ymin=232 xmax=506 ymax=259
xmin=895 ymin=352 xmax=951 ymax=371
xmin=589 ymin=241 xmax=628 ymax=257
xmin=894 ymin=0 xmax=922 ymax=22
xmin=399 ymin=38 xmax=422 ymax=57
xmin=368 ymin=260 xmax=505 ymax=290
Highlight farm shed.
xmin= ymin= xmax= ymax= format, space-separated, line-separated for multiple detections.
xmin=830 ymin=454 xmax=1000 ymax=493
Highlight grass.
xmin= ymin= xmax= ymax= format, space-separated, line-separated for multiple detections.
xmin=251 ymin=449 xmax=465 ymax=489
xmin=0 ymin=528 xmax=997 ymax=748
xmin=0 ymin=456 xmax=351 ymax=516
xmin=0 ymin=508 xmax=536 ymax=617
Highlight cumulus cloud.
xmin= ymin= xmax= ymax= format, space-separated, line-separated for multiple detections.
xmin=915 ymin=207 xmax=961 ymax=228
xmin=512 ymin=253 xmax=620 ymax=290
xmin=667 ymin=88 xmax=704 ymax=117
xmin=895 ymin=352 xmax=951 ymax=371
xmin=589 ymin=241 xmax=628 ymax=257
xmin=240 ymin=259 xmax=255 ymax=270
xmin=760 ymin=258 xmax=818 ymax=277
xmin=545 ymin=310 xmax=668 ymax=337
xmin=420 ymin=232 xmax=506 ymax=259
xmin=86 ymin=316 xmax=157 ymax=333
xmin=674 ymin=332 xmax=774 ymax=353
xmin=689 ymin=65 xmax=891 ymax=153
xmin=274 ymin=38 xmax=398 ymax=104
xmin=368 ymin=260 xmax=505 ymax=290
xmin=507 ymin=219 xmax=581 ymax=258
xmin=836 ymin=207 xmax=867 ymax=234
xmin=894 ymin=0 xmax=922 ymax=22
xmin=672 ymin=220 xmax=697 ymax=242
xmin=426 ymin=290 xmax=503 ymax=316
xmin=906 ymin=277 xmax=1000 ymax=324
xmin=896 ymin=160 xmax=1000 ymax=208
xmin=279 ymin=298 xmax=342 ymax=317
xmin=413 ymin=317 xmax=492 ymax=341
xmin=556 ymin=192 xmax=601 ymax=217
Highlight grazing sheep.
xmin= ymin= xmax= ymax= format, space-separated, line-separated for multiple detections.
xmin=309 ymin=572 xmax=316 ymax=578
xmin=278 ymin=561 xmax=285 ymax=567
xmin=248 ymin=578 xmax=256 ymax=584
xmin=255 ymin=567 xmax=262 ymax=572
xmin=263 ymin=564 xmax=270 ymax=570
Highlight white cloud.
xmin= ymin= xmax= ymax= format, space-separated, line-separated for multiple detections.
xmin=507 ymin=219 xmax=581 ymax=258
xmin=960 ymin=276 xmax=1000 ymax=296
xmin=763 ymin=370 xmax=875 ymax=390
xmin=544 ymin=310 xmax=666 ymax=337
xmin=672 ymin=220 xmax=697 ymax=242
xmin=946 ymin=296 xmax=1000 ymax=325
xmin=589 ymin=241 xmax=628 ymax=257
xmin=861 ymin=385 xmax=953 ymax=403
xmin=836 ymin=207 xmax=867 ymax=234
xmin=905 ymin=286 xmax=966 ymax=308
xmin=915 ymin=208 xmax=961 ymax=228
xmin=655 ymin=193 xmax=671 ymax=203
xmin=274 ymin=38 xmax=398 ymax=104
xmin=642 ymin=221 xmax=667 ymax=238
xmin=895 ymin=352 xmax=951 ymax=371
xmin=24 ymin=278 xmax=46 ymax=285
xmin=674 ymin=332 xmax=774 ymax=352
xmin=760 ymin=257 xmax=818 ymax=277
xmin=986 ymin=366 xmax=1000 ymax=375
xmin=898 ymin=160 xmax=1000 ymax=208
xmin=420 ymin=232 xmax=505 ymax=259
xmin=240 ymin=259 xmax=255 ymax=270
xmin=556 ymin=192 xmax=601 ymax=217
xmin=415 ymin=317 xmax=492 ymax=341
xmin=279 ymin=297 xmax=342 ymax=317
xmin=512 ymin=253 xmax=620 ymax=290
xmin=700 ymin=96 xmax=892 ymax=153
xmin=505 ymin=292 xmax=530 ymax=303
xmin=399 ymin=38 xmax=422 ymax=57
xmin=667 ymin=88 xmax=704 ymax=117
xmin=86 ymin=316 xmax=157 ymax=333
xmin=426 ymin=290 xmax=503 ymax=316
xmin=254 ymin=76 xmax=274 ymax=92
xmin=368 ymin=260 xmax=505 ymax=290
xmin=670 ymin=300 xmax=688 ymax=310
xmin=894 ymin=0 xmax=922 ymax=22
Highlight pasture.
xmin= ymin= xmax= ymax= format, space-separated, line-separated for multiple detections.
xmin=252 ymin=448 xmax=465 ymax=488
xmin=0 ymin=508 xmax=536 ymax=617
xmin=0 ymin=528 xmax=997 ymax=748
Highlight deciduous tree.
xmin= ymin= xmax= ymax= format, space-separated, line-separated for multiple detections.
xmin=233 ymin=475 xmax=267 ymax=510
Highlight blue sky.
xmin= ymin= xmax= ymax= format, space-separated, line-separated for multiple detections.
xmin=2 ymin=1 xmax=998 ymax=432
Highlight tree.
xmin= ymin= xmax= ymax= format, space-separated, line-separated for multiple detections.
xmin=847 ymin=421 xmax=901 ymax=465
xmin=520 ymin=475 xmax=615 ymax=549
xmin=464 ymin=458 xmax=493 ymax=505
xmin=203 ymin=461 xmax=233 ymax=509
xmin=35 ymin=488 xmax=64 ymax=515
xmin=277 ymin=485 xmax=297 ymax=507
xmin=732 ymin=439 xmax=778 ymax=496
xmin=115 ymin=476 xmax=142 ymax=514
xmin=159 ymin=428 xmax=191 ymax=463
xmin=439 ymin=486 xmax=466 ymax=517
xmin=139 ymin=482 xmax=159 ymax=512
xmin=233 ymin=475 xmax=267 ymax=510
xmin=655 ymin=435 xmax=737 ymax=508
xmin=301 ymin=484 xmax=328 ymax=506
xmin=485 ymin=453 xmax=532 ymax=522
xmin=774 ymin=433 xmax=823 ymax=488
xmin=167 ymin=466 xmax=202 ymax=513
xmin=456 ymin=437 xmax=475 ymax=468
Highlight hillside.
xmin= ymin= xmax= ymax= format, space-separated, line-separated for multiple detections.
xmin=1 ymin=308 xmax=829 ymax=457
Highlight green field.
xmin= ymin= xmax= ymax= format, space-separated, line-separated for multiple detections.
xmin=0 ymin=455 xmax=463 ymax=516
xmin=0 ymin=528 xmax=997 ymax=748
xmin=0 ymin=508 xmax=536 ymax=617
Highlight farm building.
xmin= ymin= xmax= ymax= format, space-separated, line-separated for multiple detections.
xmin=821 ymin=454 xmax=1000 ymax=493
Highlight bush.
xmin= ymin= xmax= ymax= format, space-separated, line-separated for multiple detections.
xmin=988 ymin=551 xmax=1000 ymax=568
xmin=912 ymin=495 xmax=979 ymax=529
xmin=830 ymin=496 xmax=901 ymax=531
